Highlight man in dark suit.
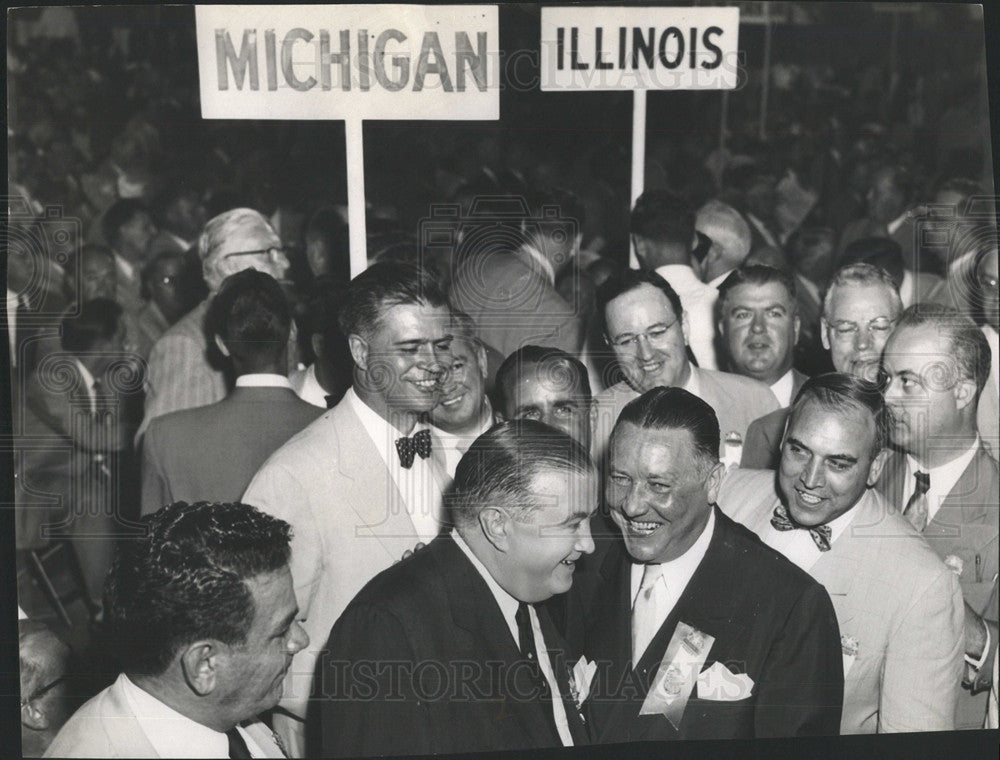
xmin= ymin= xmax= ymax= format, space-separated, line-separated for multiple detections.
xmin=742 ymin=263 xmax=902 ymax=469
xmin=313 ymin=420 xmax=597 ymax=757
xmin=879 ymin=304 xmax=999 ymax=729
xmin=567 ymin=387 xmax=843 ymax=741
xmin=717 ymin=265 xmax=806 ymax=408
xmin=141 ymin=270 xmax=321 ymax=515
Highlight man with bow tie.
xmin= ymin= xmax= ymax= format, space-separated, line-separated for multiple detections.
xmin=565 ymin=386 xmax=843 ymax=741
xmin=719 ymin=373 xmax=965 ymax=733
xmin=243 ymin=263 xmax=454 ymax=756
xmin=313 ymin=421 xmax=596 ymax=757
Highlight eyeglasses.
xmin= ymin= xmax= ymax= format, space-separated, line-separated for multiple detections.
xmin=221 ymin=246 xmax=294 ymax=261
xmin=607 ymin=318 xmax=679 ymax=352
xmin=827 ymin=316 xmax=896 ymax=340
xmin=21 ymin=675 xmax=67 ymax=707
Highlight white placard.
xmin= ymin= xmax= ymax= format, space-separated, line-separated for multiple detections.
xmin=540 ymin=6 xmax=740 ymax=91
xmin=196 ymin=4 xmax=499 ymax=120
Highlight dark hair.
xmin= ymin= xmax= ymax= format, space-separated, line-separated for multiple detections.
xmin=61 ymin=298 xmax=123 ymax=354
xmin=717 ymin=264 xmax=797 ymax=311
xmin=63 ymin=243 xmax=115 ymax=299
xmin=106 ymin=501 xmax=292 ymax=676
xmin=611 ymin=387 xmax=720 ymax=467
xmin=893 ymin=304 xmax=991 ymax=397
xmin=596 ymin=269 xmax=684 ymax=337
xmin=208 ymin=269 xmax=291 ymax=368
xmin=841 ymin=237 xmax=904 ymax=288
xmin=338 ymin=262 xmax=448 ymax=339
xmin=630 ymin=189 xmax=695 ymax=249
xmin=495 ymin=345 xmax=592 ymax=413
xmin=449 ymin=420 xmax=594 ymax=527
xmin=139 ymin=249 xmax=186 ymax=301
xmin=789 ymin=373 xmax=890 ymax=455
xmin=102 ymin=199 xmax=149 ymax=247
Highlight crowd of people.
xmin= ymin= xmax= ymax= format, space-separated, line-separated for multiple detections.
xmin=7 ymin=4 xmax=999 ymax=759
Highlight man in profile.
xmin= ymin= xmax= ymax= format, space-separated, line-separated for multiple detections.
xmin=45 ymin=501 xmax=308 ymax=757
xmin=19 ymin=619 xmax=73 ymax=757
xmin=314 ymin=421 xmax=597 ymax=756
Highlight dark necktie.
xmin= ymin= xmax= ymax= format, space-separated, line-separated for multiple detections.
xmin=324 ymin=394 xmax=338 ymax=409
xmin=516 ymin=603 xmax=553 ymax=698
xmin=770 ymin=502 xmax=832 ymax=551
xmin=904 ymin=471 xmax=931 ymax=531
xmin=226 ymin=727 xmax=251 ymax=759
xmin=395 ymin=428 xmax=431 ymax=468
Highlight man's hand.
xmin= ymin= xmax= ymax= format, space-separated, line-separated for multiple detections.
xmin=397 ymin=542 xmax=426 ymax=563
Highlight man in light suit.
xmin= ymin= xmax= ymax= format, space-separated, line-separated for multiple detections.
xmin=566 ymin=387 xmax=843 ymax=741
xmin=742 ymin=263 xmax=902 ymax=469
xmin=717 ymin=265 xmax=807 ymax=407
xmin=314 ymin=421 xmax=596 ymax=757
xmin=879 ymin=304 xmax=999 ymax=729
xmin=141 ymin=270 xmax=321 ymax=515
xmin=591 ymin=269 xmax=779 ymax=469
xmin=45 ymin=501 xmax=308 ymax=758
xmin=139 ymin=208 xmax=292 ymax=439
xmin=720 ymin=373 xmax=965 ymax=733
xmin=449 ymin=189 xmax=586 ymax=359
xmin=243 ymin=263 xmax=454 ymax=755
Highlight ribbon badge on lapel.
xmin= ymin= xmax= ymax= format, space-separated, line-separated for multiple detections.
xmin=567 ymin=656 xmax=598 ymax=712
xmin=639 ymin=622 xmax=715 ymax=729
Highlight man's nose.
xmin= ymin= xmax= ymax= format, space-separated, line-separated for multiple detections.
xmin=854 ymin=326 xmax=872 ymax=351
xmin=635 ymin=335 xmax=655 ymax=361
xmin=575 ymin=520 xmax=596 ymax=556
xmin=750 ymin=312 xmax=766 ymax=333
xmin=800 ymin=456 xmax=825 ymax=490
xmin=287 ymin=621 xmax=310 ymax=654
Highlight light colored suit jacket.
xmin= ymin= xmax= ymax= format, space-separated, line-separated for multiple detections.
xmin=44 ymin=674 xmax=284 ymax=758
xmin=877 ymin=445 xmax=999 ymax=728
xmin=592 ymin=366 xmax=780 ymax=467
xmin=242 ymin=396 xmax=433 ymax=731
xmin=141 ymin=385 xmax=322 ymax=515
xmin=719 ymin=468 xmax=965 ymax=733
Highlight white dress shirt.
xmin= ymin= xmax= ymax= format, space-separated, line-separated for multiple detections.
xmin=431 ymin=403 xmax=494 ymax=478
xmin=769 ymin=369 xmax=796 ymax=408
xmin=630 ymin=508 xmax=716 ymax=640
xmin=235 ymin=373 xmax=293 ymax=390
xmin=902 ymin=437 xmax=980 ymax=525
xmin=758 ymin=491 xmax=862 ymax=572
xmin=347 ymin=388 xmax=445 ymax=544
xmin=451 ymin=530 xmax=573 ymax=746
xmin=7 ymin=288 xmax=20 ymax=367
xmin=289 ymin=364 xmax=327 ymax=408
xmin=656 ymin=264 xmax=719 ymax=370
xmin=75 ymin=358 xmax=98 ymax=413
xmin=119 ymin=674 xmax=267 ymax=758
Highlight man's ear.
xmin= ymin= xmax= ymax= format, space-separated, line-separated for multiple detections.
xmin=681 ymin=310 xmax=691 ymax=346
xmin=867 ymin=448 xmax=890 ymax=487
xmin=792 ymin=313 xmax=801 ymax=345
xmin=953 ymin=377 xmax=978 ymax=412
xmin=213 ymin=334 xmax=231 ymax=358
xmin=478 ymin=506 xmax=510 ymax=552
xmin=348 ymin=334 xmax=369 ymax=371
xmin=820 ymin=318 xmax=831 ymax=351
xmin=180 ymin=641 xmax=219 ymax=697
xmin=704 ymin=461 xmax=726 ymax=504
xmin=20 ymin=699 xmax=49 ymax=731
xmin=476 ymin=344 xmax=488 ymax=380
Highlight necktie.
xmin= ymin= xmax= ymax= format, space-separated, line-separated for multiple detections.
xmin=515 ymin=603 xmax=557 ymax=734
xmin=632 ymin=563 xmax=666 ymax=664
xmin=324 ymin=394 xmax=338 ymax=409
xmin=770 ymin=502 xmax=832 ymax=551
xmin=395 ymin=428 xmax=431 ymax=468
xmin=226 ymin=727 xmax=251 ymax=759
xmin=904 ymin=471 xmax=930 ymax=532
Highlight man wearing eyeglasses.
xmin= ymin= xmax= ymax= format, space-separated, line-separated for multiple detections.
xmin=879 ymin=303 xmax=998 ymax=730
xmin=20 ymin=619 xmax=73 ymax=757
xmin=741 ymin=263 xmax=903 ymax=469
xmin=138 ymin=208 xmax=291 ymax=439
xmin=973 ymin=244 xmax=998 ymax=455
xmin=591 ymin=269 xmax=779 ymax=471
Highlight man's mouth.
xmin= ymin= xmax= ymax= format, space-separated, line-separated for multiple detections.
xmin=795 ymin=489 xmax=823 ymax=506
xmin=621 ymin=516 xmax=662 ymax=537
xmin=440 ymin=393 xmax=465 ymax=407
xmin=638 ymin=361 xmax=663 ymax=374
xmin=412 ymin=378 xmax=437 ymax=391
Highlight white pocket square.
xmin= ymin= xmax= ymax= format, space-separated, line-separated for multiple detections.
xmin=696 ymin=661 xmax=754 ymax=701
xmin=570 ymin=656 xmax=598 ymax=707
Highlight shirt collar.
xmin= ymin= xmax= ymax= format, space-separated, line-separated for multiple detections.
xmin=655 ymin=264 xmax=700 ymax=288
xmin=707 ymin=269 xmax=734 ymax=289
xmin=769 ymin=369 xmax=795 ymax=408
xmin=631 ymin=507 xmax=716 ymax=606
xmin=431 ymin=399 xmax=493 ymax=445
xmin=905 ymin=436 xmax=980 ymax=521
xmin=74 ymin=358 xmax=97 ymax=397
xmin=827 ymin=489 xmax=872 ymax=544
xmin=114 ymin=253 xmax=134 ymax=281
xmin=451 ymin=529 xmax=520 ymax=647
xmin=119 ymin=674 xmax=230 ymax=758
xmin=681 ymin=365 xmax=701 ymax=397
xmin=293 ymin=363 xmax=328 ymax=408
xmin=235 ymin=373 xmax=293 ymax=390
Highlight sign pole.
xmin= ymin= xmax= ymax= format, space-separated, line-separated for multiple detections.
xmin=759 ymin=2 xmax=772 ymax=141
xmin=629 ymin=89 xmax=646 ymax=269
xmin=345 ymin=118 xmax=368 ymax=278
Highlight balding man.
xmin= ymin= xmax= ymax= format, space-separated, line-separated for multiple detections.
xmin=695 ymin=200 xmax=752 ymax=289
xmin=138 ymin=209 xmax=291 ymax=438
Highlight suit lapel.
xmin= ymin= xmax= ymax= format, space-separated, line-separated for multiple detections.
xmin=537 ymin=604 xmax=591 ymax=745
xmin=436 ymin=536 xmax=560 ymax=749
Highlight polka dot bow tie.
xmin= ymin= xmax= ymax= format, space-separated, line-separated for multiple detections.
xmin=395 ymin=429 xmax=432 ymax=469
xmin=770 ymin=502 xmax=832 ymax=551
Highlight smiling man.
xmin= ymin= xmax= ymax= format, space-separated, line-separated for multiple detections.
xmin=719 ymin=374 xmax=965 ymax=733
xmin=243 ymin=263 xmax=454 ymax=754
xmin=566 ymin=387 xmax=842 ymax=741
xmin=592 ymin=269 xmax=779 ymax=468
xmin=315 ymin=421 xmax=596 ymax=756
xmin=45 ymin=502 xmax=307 ymax=758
